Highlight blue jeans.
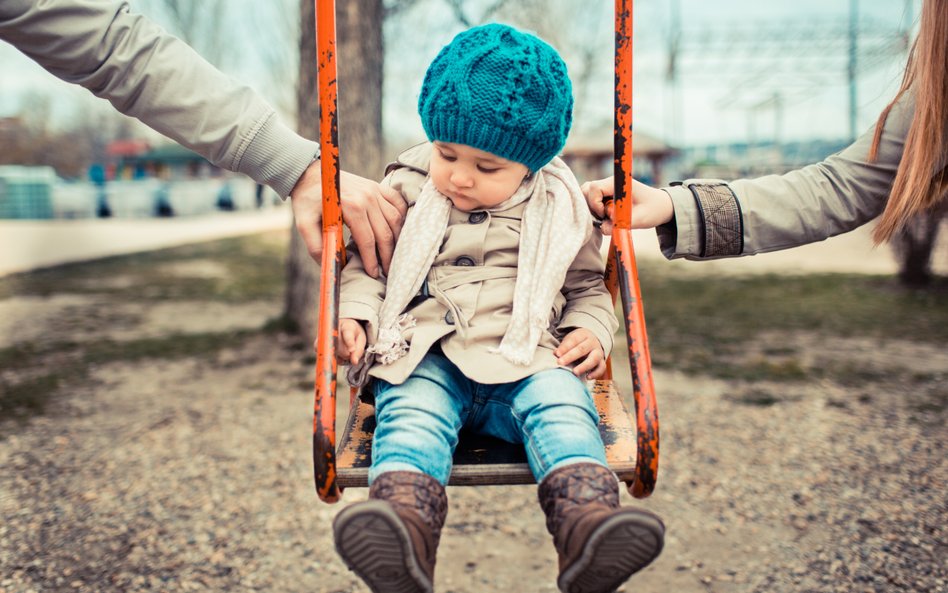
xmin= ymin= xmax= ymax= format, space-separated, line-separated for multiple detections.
xmin=368 ymin=350 xmax=607 ymax=485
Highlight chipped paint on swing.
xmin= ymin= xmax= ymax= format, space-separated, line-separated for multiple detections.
xmin=313 ymin=0 xmax=343 ymax=503
xmin=613 ymin=0 xmax=660 ymax=498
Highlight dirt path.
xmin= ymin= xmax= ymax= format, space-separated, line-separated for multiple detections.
xmin=1 ymin=236 xmax=946 ymax=593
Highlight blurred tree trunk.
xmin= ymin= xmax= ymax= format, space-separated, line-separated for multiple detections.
xmin=892 ymin=209 xmax=945 ymax=287
xmin=285 ymin=0 xmax=385 ymax=345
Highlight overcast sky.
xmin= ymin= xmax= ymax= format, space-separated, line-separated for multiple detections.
xmin=0 ymin=0 xmax=920 ymax=148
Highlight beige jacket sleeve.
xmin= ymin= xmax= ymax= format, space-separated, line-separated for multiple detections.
xmin=338 ymin=243 xmax=386 ymax=339
xmin=339 ymin=144 xmax=431 ymax=331
xmin=338 ymin=166 xmax=415 ymax=338
xmin=0 ymin=0 xmax=316 ymax=198
xmin=557 ymin=229 xmax=618 ymax=358
xmin=658 ymin=91 xmax=921 ymax=259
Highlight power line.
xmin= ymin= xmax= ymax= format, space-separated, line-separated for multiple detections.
xmin=665 ymin=0 xmax=914 ymax=143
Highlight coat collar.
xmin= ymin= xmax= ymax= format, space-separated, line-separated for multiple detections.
xmin=385 ymin=142 xmax=432 ymax=178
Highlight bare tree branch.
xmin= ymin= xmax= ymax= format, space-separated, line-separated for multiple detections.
xmin=384 ymin=0 xmax=425 ymax=19
xmin=153 ymin=0 xmax=230 ymax=68
xmin=480 ymin=0 xmax=508 ymax=22
xmin=441 ymin=0 xmax=510 ymax=26
xmin=443 ymin=0 xmax=472 ymax=27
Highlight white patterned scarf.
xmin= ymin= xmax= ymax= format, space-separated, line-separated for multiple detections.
xmin=368 ymin=156 xmax=592 ymax=367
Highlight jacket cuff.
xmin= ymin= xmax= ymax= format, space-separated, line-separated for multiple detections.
xmin=234 ymin=111 xmax=319 ymax=199
xmin=659 ymin=181 xmax=744 ymax=259
xmin=558 ymin=311 xmax=615 ymax=358
xmin=339 ymin=299 xmax=382 ymax=340
xmin=340 ymin=299 xmax=381 ymax=324
xmin=657 ymin=185 xmax=703 ymax=258
xmin=687 ymin=181 xmax=744 ymax=257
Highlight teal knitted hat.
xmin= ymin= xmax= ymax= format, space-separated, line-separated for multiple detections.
xmin=418 ymin=23 xmax=573 ymax=173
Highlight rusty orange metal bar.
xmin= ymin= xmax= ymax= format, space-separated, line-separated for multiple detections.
xmin=313 ymin=0 xmax=343 ymax=504
xmin=614 ymin=0 xmax=634 ymax=230
xmin=614 ymin=0 xmax=659 ymax=498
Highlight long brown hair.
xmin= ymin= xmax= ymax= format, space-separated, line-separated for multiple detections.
xmin=869 ymin=0 xmax=948 ymax=243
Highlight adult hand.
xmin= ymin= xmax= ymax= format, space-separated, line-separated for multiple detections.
xmin=581 ymin=176 xmax=675 ymax=234
xmin=290 ymin=163 xmax=408 ymax=277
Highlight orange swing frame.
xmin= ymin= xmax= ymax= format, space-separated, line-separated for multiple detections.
xmin=311 ymin=0 xmax=657 ymax=504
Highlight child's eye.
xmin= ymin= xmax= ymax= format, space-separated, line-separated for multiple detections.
xmin=477 ymin=165 xmax=499 ymax=173
xmin=438 ymin=151 xmax=456 ymax=162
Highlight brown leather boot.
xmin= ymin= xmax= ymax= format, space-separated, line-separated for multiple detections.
xmin=333 ymin=471 xmax=448 ymax=593
xmin=538 ymin=463 xmax=665 ymax=593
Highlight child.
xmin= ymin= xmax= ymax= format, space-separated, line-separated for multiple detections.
xmin=332 ymin=23 xmax=664 ymax=593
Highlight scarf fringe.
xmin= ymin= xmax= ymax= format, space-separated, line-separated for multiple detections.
xmin=367 ymin=313 xmax=416 ymax=365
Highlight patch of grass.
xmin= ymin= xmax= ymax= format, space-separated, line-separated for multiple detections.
xmin=0 ymin=330 xmax=261 ymax=426
xmin=810 ymin=361 xmax=892 ymax=387
xmin=727 ymin=387 xmax=803 ymax=407
xmin=719 ymin=357 xmax=809 ymax=382
xmin=761 ymin=346 xmax=799 ymax=356
xmin=911 ymin=389 xmax=948 ymax=414
xmin=0 ymin=342 xmax=48 ymax=370
xmin=0 ymin=232 xmax=300 ymax=430
xmin=636 ymin=265 xmax=948 ymax=380
xmin=640 ymin=267 xmax=948 ymax=342
xmin=0 ymin=373 xmax=66 ymax=422
xmin=82 ymin=330 xmax=258 ymax=365
xmin=0 ymin=232 xmax=287 ymax=303
xmin=263 ymin=314 xmax=299 ymax=335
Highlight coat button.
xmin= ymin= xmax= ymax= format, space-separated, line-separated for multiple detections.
xmin=454 ymin=256 xmax=476 ymax=267
xmin=444 ymin=310 xmax=455 ymax=325
xmin=468 ymin=211 xmax=488 ymax=224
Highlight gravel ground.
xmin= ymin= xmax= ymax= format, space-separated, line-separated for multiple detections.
xmin=1 ymin=290 xmax=946 ymax=592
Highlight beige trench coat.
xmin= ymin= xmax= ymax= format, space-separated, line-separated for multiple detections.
xmin=339 ymin=144 xmax=618 ymax=386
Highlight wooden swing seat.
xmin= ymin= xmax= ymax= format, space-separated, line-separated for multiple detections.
xmin=335 ymin=380 xmax=638 ymax=488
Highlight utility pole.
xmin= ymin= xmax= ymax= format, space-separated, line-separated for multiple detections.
xmin=773 ymin=91 xmax=783 ymax=148
xmin=666 ymin=0 xmax=682 ymax=146
xmin=848 ymin=0 xmax=859 ymax=141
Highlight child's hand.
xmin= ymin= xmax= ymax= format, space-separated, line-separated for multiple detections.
xmin=337 ymin=318 xmax=367 ymax=364
xmin=555 ymin=328 xmax=607 ymax=379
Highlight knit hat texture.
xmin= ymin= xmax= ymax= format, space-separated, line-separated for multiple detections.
xmin=418 ymin=23 xmax=573 ymax=173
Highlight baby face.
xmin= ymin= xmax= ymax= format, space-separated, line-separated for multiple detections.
xmin=429 ymin=142 xmax=530 ymax=211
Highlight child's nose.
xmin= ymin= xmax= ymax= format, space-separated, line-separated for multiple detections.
xmin=450 ymin=168 xmax=474 ymax=188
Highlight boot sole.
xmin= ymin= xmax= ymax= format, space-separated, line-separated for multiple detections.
xmin=557 ymin=508 xmax=665 ymax=593
xmin=333 ymin=501 xmax=434 ymax=593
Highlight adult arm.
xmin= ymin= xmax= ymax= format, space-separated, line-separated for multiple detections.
xmin=0 ymin=0 xmax=313 ymax=198
xmin=0 ymin=0 xmax=406 ymax=272
xmin=658 ymin=93 xmax=915 ymax=260
xmin=583 ymin=92 xmax=917 ymax=260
